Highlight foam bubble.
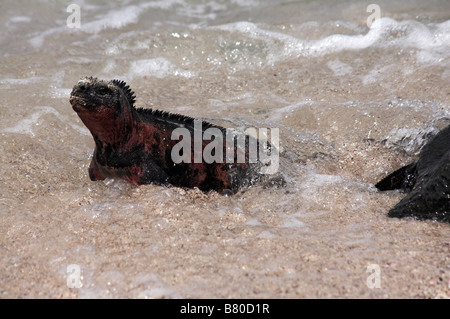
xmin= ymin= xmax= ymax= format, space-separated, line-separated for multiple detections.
xmin=129 ymin=58 xmax=196 ymax=79
xmin=50 ymin=88 xmax=72 ymax=99
xmin=8 ymin=16 xmax=31 ymax=23
xmin=327 ymin=59 xmax=353 ymax=77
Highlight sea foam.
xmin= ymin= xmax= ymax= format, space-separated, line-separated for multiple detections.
xmin=128 ymin=58 xmax=196 ymax=79
xmin=215 ymin=18 xmax=450 ymax=66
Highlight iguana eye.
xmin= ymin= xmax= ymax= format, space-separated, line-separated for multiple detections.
xmin=97 ymin=86 xmax=111 ymax=95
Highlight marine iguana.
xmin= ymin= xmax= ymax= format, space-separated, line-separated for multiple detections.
xmin=70 ymin=77 xmax=279 ymax=193
xmin=375 ymin=124 xmax=449 ymax=223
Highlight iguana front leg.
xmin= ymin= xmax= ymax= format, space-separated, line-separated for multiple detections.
xmin=88 ymin=158 xmax=106 ymax=181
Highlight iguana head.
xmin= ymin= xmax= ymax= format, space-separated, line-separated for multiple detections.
xmin=70 ymin=77 xmax=136 ymax=143
xmin=70 ymin=77 xmax=136 ymax=112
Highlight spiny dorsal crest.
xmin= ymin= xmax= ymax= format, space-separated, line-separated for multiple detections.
xmin=112 ymin=79 xmax=136 ymax=107
xmin=109 ymin=79 xmax=221 ymax=131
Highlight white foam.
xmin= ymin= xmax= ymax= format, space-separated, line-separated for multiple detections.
xmin=5 ymin=16 xmax=32 ymax=29
xmin=129 ymin=58 xmax=196 ymax=79
xmin=82 ymin=1 xmax=186 ymax=33
xmin=295 ymin=170 xmax=347 ymax=200
xmin=230 ymin=0 xmax=260 ymax=7
xmin=257 ymin=230 xmax=276 ymax=239
xmin=214 ymin=21 xmax=373 ymax=63
xmin=176 ymin=2 xmax=223 ymax=20
xmin=102 ymin=60 xmax=117 ymax=73
xmin=306 ymin=172 xmax=345 ymax=187
xmin=327 ymin=59 xmax=353 ymax=77
xmin=2 ymin=107 xmax=59 ymax=136
xmin=50 ymin=88 xmax=72 ymax=99
xmin=214 ymin=18 xmax=450 ymax=65
xmin=281 ymin=213 xmax=305 ymax=228
xmin=362 ymin=64 xmax=394 ymax=85
xmin=132 ymin=273 xmax=183 ymax=299
xmin=29 ymin=27 xmax=62 ymax=48
xmin=81 ymin=5 xmax=144 ymax=33
xmin=28 ymin=1 xmax=182 ymax=48
xmin=0 ymin=76 xmax=46 ymax=85
xmin=307 ymin=31 xmax=378 ymax=56
xmin=174 ymin=0 xmax=263 ymax=22
xmin=144 ymin=0 xmax=184 ymax=10
xmin=271 ymin=100 xmax=314 ymax=121
xmin=246 ymin=217 xmax=261 ymax=226
xmin=8 ymin=16 xmax=31 ymax=23
xmin=384 ymin=126 xmax=440 ymax=154
xmin=2 ymin=106 xmax=89 ymax=136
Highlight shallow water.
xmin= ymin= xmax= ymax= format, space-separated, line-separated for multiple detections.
xmin=0 ymin=0 xmax=449 ymax=298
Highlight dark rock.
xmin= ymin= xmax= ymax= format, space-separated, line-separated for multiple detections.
xmin=376 ymin=124 xmax=450 ymax=223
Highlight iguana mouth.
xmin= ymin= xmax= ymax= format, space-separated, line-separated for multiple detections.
xmin=70 ymin=95 xmax=90 ymax=112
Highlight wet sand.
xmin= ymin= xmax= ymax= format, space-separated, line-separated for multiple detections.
xmin=0 ymin=0 xmax=449 ymax=298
